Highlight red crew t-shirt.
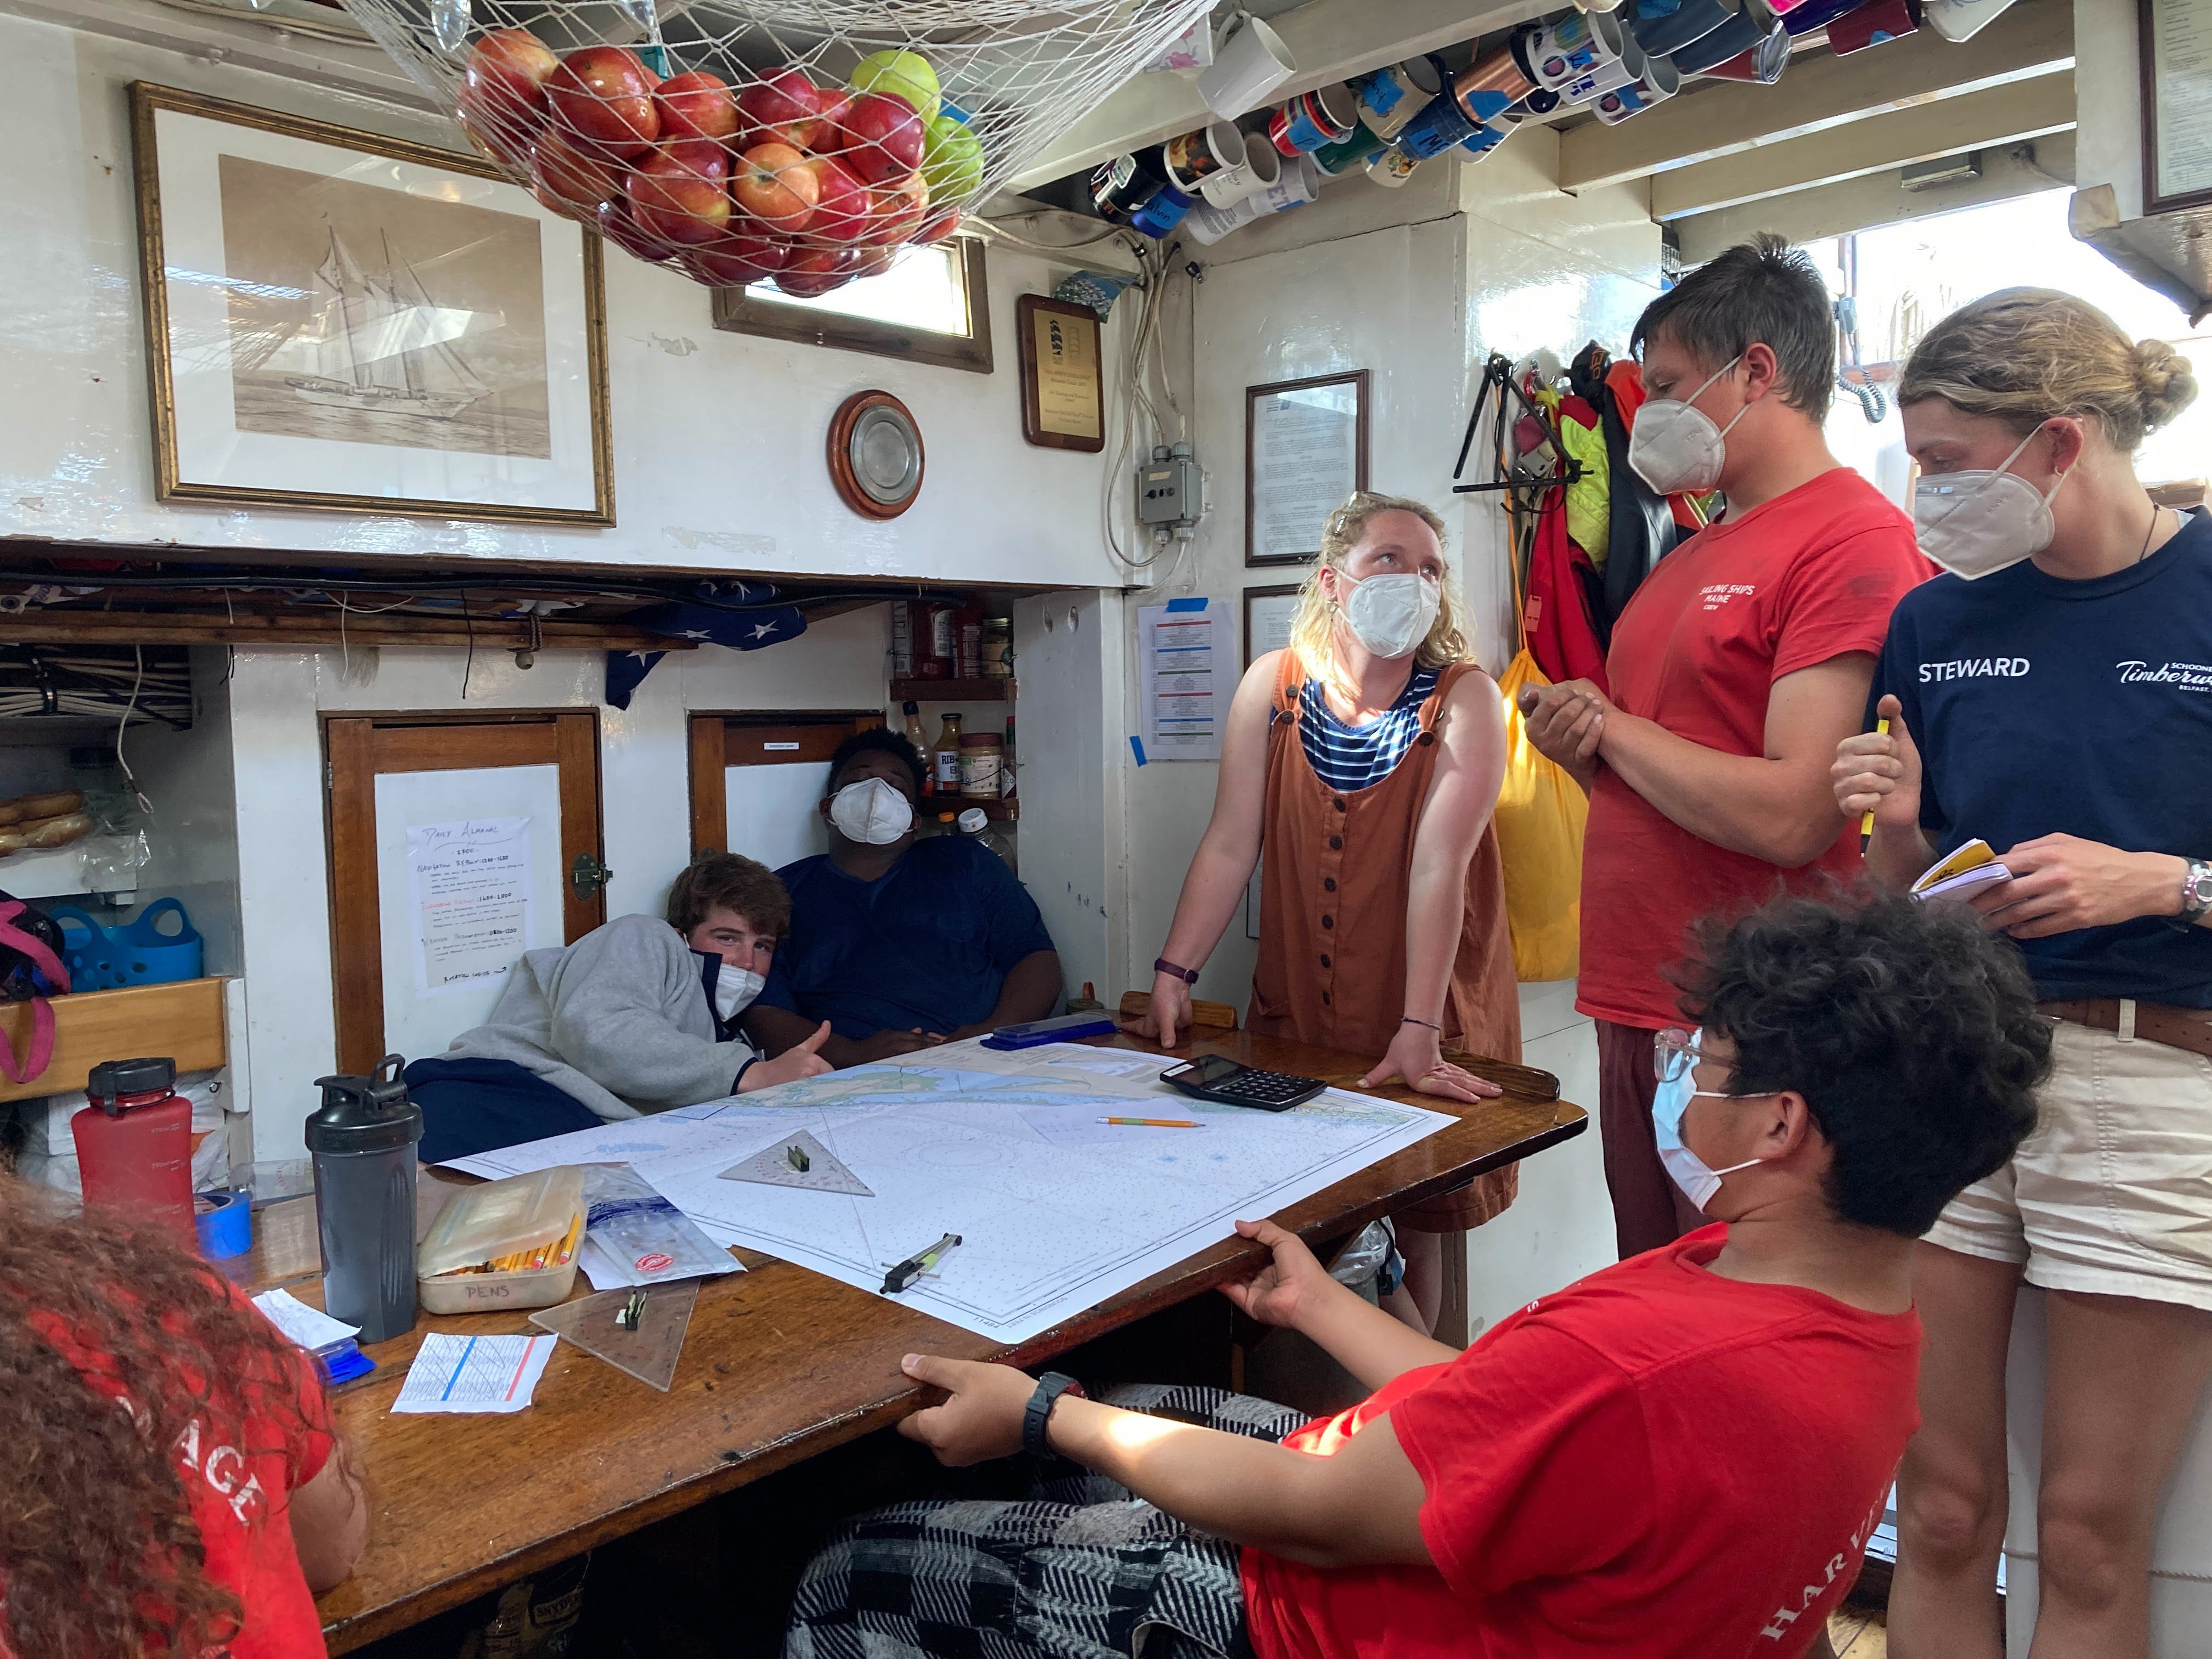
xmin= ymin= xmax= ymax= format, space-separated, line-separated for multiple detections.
xmin=1240 ymin=1226 xmax=1920 ymax=1659
xmin=19 ymin=1280 xmax=336 ymax=1659
xmin=1576 ymin=467 xmax=1928 ymax=1029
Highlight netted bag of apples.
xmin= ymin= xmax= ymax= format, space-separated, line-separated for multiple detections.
xmin=340 ymin=0 xmax=1211 ymax=293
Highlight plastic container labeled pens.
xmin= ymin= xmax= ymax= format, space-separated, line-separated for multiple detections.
xmin=417 ymin=1166 xmax=585 ymax=1314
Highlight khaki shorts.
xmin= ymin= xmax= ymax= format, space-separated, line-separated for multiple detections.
xmin=1926 ymin=1012 xmax=2212 ymax=1311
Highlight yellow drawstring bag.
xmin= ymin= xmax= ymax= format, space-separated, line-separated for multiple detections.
xmin=1492 ymin=545 xmax=1588 ymax=983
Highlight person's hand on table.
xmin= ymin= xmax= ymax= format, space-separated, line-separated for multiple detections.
xmin=898 ymin=1353 xmax=1037 ymax=1466
xmin=1970 ymin=834 xmax=2191 ymax=939
xmin=854 ymin=1028 xmax=946 ymax=1063
xmin=1219 ymin=1218 xmax=1336 ymax=1331
xmin=1140 ymin=972 xmax=1193 ymax=1047
xmin=1361 ymin=1022 xmax=1503 ymax=1103
xmin=741 ymin=1020 xmax=833 ymax=1091
xmin=1831 ymin=693 xmax=1922 ymax=828
xmin=1516 ymin=679 xmax=1610 ymax=792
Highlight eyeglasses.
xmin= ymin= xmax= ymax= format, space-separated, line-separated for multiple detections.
xmin=1654 ymin=1027 xmax=1700 ymax=1084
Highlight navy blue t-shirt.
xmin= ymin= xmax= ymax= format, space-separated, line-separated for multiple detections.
xmin=756 ymin=837 xmax=1056 ymax=1039
xmin=1872 ymin=511 xmax=2212 ymax=1005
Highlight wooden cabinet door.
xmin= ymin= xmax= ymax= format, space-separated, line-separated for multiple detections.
xmin=686 ymin=712 xmax=883 ymax=870
xmin=326 ymin=713 xmax=605 ymax=1075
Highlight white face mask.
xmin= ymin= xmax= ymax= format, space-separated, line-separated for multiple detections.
xmin=828 ymin=776 xmax=915 ymax=845
xmin=1913 ymin=426 xmax=2063 ymax=580
xmin=1338 ymin=571 xmax=1441 ymax=660
xmin=1651 ymin=1028 xmax=1765 ymax=1212
xmin=1628 ymin=355 xmax=1748 ymax=497
xmin=712 ymin=965 xmax=765 ymax=1023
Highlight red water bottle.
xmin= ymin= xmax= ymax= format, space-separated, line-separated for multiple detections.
xmin=73 ymin=1056 xmax=195 ymax=1244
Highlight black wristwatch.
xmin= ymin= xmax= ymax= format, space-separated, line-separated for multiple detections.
xmin=1023 ymin=1372 xmax=1085 ymax=1459
xmin=2168 ymin=858 xmax=2212 ymax=932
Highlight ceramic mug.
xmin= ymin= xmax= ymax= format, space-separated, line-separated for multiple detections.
xmin=1668 ymin=6 xmax=1764 ymax=73
xmin=1195 ymin=127 xmax=1280 ymax=206
xmin=1829 ymin=0 xmax=1919 ymax=52
xmin=1349 ymin=55 xmax=1443 ymax=140
xmin=1267 ymin=83 xmax=1358 ymax=155
xmin=1197 ymin=13 xmax=1297 ymax=120
xmin=1313 ymin=121 xmax=1388 ymax=174
xmin=1630 ymin=0 xmax=1731 ymax=57
xmin=1699 ymin=16 xmax=1792 ymax=78
xmin=1592 ymin=47 xmax=1681 ymax=123
xmin=1128 ymin=180 xmax=1196 ymax=237
xmin=1365 ymin=145 xmax=1422 ymax=188
xmin=1515 ymin=8 xmax=1626 ymax=92
xmin=1162 ymin=119 xmax=1245 ymax=193
xmin=1397 ymin=88 xmax=1482 ymax=159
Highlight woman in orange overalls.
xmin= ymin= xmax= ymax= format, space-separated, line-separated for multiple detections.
xmin=1143 ymin=492 xmax=1520 ymax=1333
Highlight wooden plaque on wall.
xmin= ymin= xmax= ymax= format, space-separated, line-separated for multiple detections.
xmin=1016 ymin=295 xmax=1105 ymax=452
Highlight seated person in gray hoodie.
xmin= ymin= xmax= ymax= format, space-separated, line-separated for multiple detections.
xmin=408 ymin=854 xmax=832 ymax=1163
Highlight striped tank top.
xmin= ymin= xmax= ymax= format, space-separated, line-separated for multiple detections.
xmin=1296 ymin=664 xmax=1440 ymax=792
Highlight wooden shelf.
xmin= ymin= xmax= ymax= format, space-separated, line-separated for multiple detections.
xmin=891 ymin=678 xmax=1012 ymax=702
xmin=0 ymin=977 xmax=228 ymax=1103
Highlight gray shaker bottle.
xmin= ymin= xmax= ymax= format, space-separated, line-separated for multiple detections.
xmin=305 ymin=1054 xmax=422 ymax=1344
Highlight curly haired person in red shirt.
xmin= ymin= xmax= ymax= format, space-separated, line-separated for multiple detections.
xmin=0 ymin=1181 xmax=366 ymax=1657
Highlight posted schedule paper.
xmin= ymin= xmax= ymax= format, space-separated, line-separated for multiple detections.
xmin=392 ymin=1332 xmax=555 ymax=1414
xmin=405 ymin=816 xmax=533 ymax=997
xmin=1138 ymin=600 xmax=1223 ymax=761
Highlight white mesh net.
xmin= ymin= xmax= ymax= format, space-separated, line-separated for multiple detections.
xmin=338 ymin=0 xmax=1211 ymax=291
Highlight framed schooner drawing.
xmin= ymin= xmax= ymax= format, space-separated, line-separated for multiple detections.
xmin=129 ymin=83 xmax=614 ymax=526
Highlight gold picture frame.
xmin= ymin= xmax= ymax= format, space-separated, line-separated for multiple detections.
xmin=131 ymin=82 xmax=614 ymax=527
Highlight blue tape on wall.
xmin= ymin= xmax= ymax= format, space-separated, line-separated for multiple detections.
xmin=1130 ymin=735 xmax=1148 ymax=765
xmin=1164 ymin=596 xmax=1209 ymax=612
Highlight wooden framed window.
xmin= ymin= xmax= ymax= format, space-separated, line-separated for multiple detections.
xmin=325 ymin=712 xmax=606 ymax=1075
xmin=687 ymin=710 xmax=886 ymax=872
xmin=708 ymin=237 xmax=993 ymax=374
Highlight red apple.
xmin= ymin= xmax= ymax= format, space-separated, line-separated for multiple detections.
xmin=683 ymin=233 xmax=793 ymax=285
xmin=833 ymin=89 xmax=923 ymax=185
xmin=594 ymin=199 xmax=681 ymax=264
xmin=626 ymin=143 xmax=733 ymax=244
xmin=776 ymin=247 xmax=859 ymax=297
xmin=548 ymin=46 xmax=660 ymax=158
xmin=857 ymin=170 xmax=928 ymax=246
xmin=458 ymin=27 xmax=558 ymax=166
xmin=911 ymin=209 xmax=960 ymax=246
xmin=732 ymin=140 xmax=820 ymax=234
xmin=655 ymin=70 xmax=738 ymax=145
xmin=531 ymin=131 xmax=624 ymax=217
xmin=806 ymin=154 xmax=870 ymax=246
xmin=736 ymin=67 xmax=829 ymax=149
xmin=852 ymin=246 xmax=898 ymax=279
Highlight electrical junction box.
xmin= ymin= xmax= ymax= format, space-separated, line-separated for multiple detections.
xmin=1137 ymin=442 xmax=1204 ymax=529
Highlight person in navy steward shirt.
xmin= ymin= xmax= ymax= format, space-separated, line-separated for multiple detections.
xmin=746 ymin=727 xmax=1060 ymax=1069
xmin=1520 ymin=235 xmax=1931 ymax=1264
xmin=782 ymin=893 xmax=2047 ymax=1659
xmin=1833 ymin=289 xmax=2212 ymax=1659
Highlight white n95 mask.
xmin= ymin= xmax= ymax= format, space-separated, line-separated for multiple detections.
xmin=1913 ymin=426 xmax=2063 ymax=580
xmin=713 ymin=966 xmax=765 ymax=1022
xmin=1651 ymin=1028 xmax=1764 ymax=1211
xmin=1628 ymin=355 xmax=1747 ymax=497
xmin=828 ymin=776 xmax=914 ymax=845
xmin=1339 ymin=572 xmax=1441 ymax=660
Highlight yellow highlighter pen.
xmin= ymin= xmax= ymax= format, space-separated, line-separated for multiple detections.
xmin=1859 ymin=716 xmax=1889 ymax=855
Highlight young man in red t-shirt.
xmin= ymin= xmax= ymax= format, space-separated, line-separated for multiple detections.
xmin=782 ymin=894 xmax=2047 ymax=1659
xmin=1520 ymin=234 xmax=1931 ymax=1260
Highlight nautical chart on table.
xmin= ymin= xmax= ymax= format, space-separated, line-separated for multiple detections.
xmin=445 ymin=1041 xmax=1454 ymax=1345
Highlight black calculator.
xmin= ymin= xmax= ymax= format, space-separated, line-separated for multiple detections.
xmin=1160 ymin=1054 xmax=1326 ymax=1111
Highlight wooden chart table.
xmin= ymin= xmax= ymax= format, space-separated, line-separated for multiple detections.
xmin=234 ymin=1030 xmax=1585 ymax=1651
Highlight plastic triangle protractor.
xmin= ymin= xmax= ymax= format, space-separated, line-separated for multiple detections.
xmin=715 ymin=1128 xmax=873 ymax=1197
xmin=529 ymin=1279 xmax=699 ymax=1392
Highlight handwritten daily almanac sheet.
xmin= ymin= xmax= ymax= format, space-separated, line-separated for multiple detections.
xmin=447 ymin=1040 xmax=1454 ymax=1345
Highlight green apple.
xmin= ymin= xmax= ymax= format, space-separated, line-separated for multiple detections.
xmin=920 ymin=113 xmax=984 ymax=207
xmin=850 ymin=49 xmax=939 ymax=119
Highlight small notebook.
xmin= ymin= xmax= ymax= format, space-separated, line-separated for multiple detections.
xmin=1911 ymin=838 xmax=2013 ymax=902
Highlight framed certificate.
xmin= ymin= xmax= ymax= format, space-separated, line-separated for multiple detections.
xmin=1017 ymin=295 xmax=1105 ymax=452
xmin=1246 ymin=370 xmax=1369 ymax=566
xmin=1243 ymin=583 xmax=1303 ymax=668
xmin=2140 ymin=0 xmax=2212 ymax=213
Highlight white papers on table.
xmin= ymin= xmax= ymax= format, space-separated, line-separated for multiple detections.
xmin=392 ymin=1332 xmax=555 ymax=1414
xmin=406 ymin=817 xmax=533 ymax=997
xmin=1137 ymin=600 xmax=1223 ymax=761
xmin=252 ymin=1289 xmax=358 ymax=1351
xmin=1911 ymin=838 xmax=2013 ymax=902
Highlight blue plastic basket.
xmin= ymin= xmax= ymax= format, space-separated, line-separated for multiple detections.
xmin=48 ymin=898 xmax=202 ymax=990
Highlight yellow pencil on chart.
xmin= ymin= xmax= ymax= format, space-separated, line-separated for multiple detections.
xmin=1098 ymin=1117 xmax=1202 ymax=1128
xmin=1859 ymin=716 xmax=1889 ymax=855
